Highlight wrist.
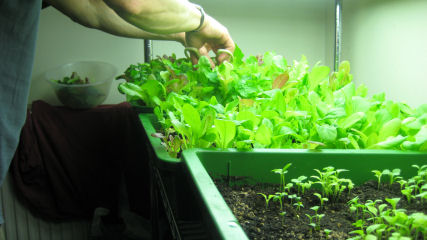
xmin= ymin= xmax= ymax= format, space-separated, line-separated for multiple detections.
xmin=187 ymin=4 xmax=206 ymax=33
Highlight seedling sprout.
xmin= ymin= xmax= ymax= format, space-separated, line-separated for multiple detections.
xmin=313 ymin=193 xmax=328 ymax=209
xmin=272 ymin=163 xmax=292 ymax=192
xmin=323 ymin=229 xmax=332 ymax=239
xmin=257 ymin=193 xmax=274 ymax=210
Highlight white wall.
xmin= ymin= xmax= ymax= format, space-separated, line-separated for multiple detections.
xmin=29 ymin=0 xmax=334 ymax=106
xmin=342 ymin=0 xmax=427 ymax=107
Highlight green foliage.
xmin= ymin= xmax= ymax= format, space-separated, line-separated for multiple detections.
xmin=272 ymin=163 xmax=292 ymax=192
xmin=53 ymin=71 xmax=90 ymax=85
xmin=311 ymin=166 xmax=353 ymax=202
xmin=373 ymin=168 xmax=402 ymax=189
xmin=117 ymin=48 xmax=427 ymax=156
xmin=355 ymin=204 xmax=427 ymax=240
xmin=324 ymin=229 xmax=332 ymax=239
xmin=293 ymin=200 xmax=304 ymax=211
xmin=291 ymin=175 xmax=312 ymax=195
xmin=347 ymin=165 xmax=427 ymax=240
xmin=383 ymin=168 xmax=402 ymax=186
xmin=313 ymin=193 xmax=328 ymax=209
xmin=372 ymin=170 xmax=383 ymax=190
xmin=273 ymin=192 xmax=287 ymax=211
xmin=257 ymin=193 xmax=275 ymax=210
xmin=279 ymin=211 xmax=286 ymax=226
xmin=259 ymin=164 xmax=427 ymax=239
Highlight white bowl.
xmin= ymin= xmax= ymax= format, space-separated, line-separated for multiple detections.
xmin=45 ymin=61 xmax=118 ymax=109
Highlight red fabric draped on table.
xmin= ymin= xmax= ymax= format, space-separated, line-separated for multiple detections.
xmin=10 ymin=100 xmax=150 ymax=221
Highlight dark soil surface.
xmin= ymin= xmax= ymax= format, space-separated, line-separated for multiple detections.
xmin=215 ymin=180 xmax=427 ymax=240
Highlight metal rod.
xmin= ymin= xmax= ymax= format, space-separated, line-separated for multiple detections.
xmin=144 ymin=39 xmax=153 ymax=63
xmin=334 ymin=0 xmax=343 ymax=72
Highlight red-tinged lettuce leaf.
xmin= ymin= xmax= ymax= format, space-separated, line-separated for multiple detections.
xmin=167 ymin=111 xmax=191 ymax=142
xmin=273 ymin=72 xmax=289 ymax=89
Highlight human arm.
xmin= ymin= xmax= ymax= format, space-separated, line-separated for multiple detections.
xmin=103 ymin=0 xmax=235 ymax=64
xmin=44 ymin=0 xmax=186 ymax=44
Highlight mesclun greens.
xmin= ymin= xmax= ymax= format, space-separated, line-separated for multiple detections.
xmin=117 ymin=46 xmax=427 ymax=157
xmin=54 ymin=71 xmax=90 ymax=85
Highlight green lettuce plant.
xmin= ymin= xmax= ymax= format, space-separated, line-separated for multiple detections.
xmin=117 ymin=47 xmax=427 ymax=157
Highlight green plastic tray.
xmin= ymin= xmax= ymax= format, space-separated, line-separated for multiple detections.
xmin=182 ymin=149 xmax=427 ymax=240
xmin=139 ymin=112 xmax=427 ymax=239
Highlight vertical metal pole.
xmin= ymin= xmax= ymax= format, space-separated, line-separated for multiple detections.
xmin=334 ymin=0 xmax=343 ymax=72
xmin=144 ymin=40 xmax=153 ymax=63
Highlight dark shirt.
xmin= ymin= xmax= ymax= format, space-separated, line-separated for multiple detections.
xmin=0 ymin=0 xmax=42 ymax=224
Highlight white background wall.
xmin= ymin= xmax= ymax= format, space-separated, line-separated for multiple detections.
xmin=342 ymin=0 xmax=427 ymax=107
xmin=29 ymin=0 xmax=426 ymax=108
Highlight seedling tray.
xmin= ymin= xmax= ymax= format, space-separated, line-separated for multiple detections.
xmin=182 ymin=149 xmax=427 ymax=240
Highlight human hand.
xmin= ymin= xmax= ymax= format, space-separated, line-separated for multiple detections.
xmin=171 ymin=32 xmax=186 ymax=46
xmin=185 ymin=15 xmax=235 ymax=66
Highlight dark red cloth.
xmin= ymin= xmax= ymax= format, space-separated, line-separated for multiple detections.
xmin=11 ymin=100 xmax=150 ymax=221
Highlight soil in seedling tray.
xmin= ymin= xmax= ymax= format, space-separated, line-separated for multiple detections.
xmin=215 ymin=180 xmax=427 ymax=240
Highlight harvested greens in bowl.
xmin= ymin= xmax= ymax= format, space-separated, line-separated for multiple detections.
xmin=54 ymin=71 xmax=90 ymax=85
xmin=45 ymin=61 xmax=117 ymax=109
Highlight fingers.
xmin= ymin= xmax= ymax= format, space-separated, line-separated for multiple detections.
xmin=198 ymin=46 xmax=215 ymax=68
xmin=216 ymin=41 xmax=235 ymax=64
xmin=184 ymin=44 xmax=213 ymax=67
xmin=212 ymin=29 xmax=235 ymax=64
xmin=189 ymin=51 xmax=198 ymax=65
xmin=185 ymin=14 xmax=235 ymax=67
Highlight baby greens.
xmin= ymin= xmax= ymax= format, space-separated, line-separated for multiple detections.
xmin=118 ymin=47 xmax=427 ymax=157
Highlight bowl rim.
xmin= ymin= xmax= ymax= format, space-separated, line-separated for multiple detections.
xmin=45 ymin=60 xmax=118 ymax=88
